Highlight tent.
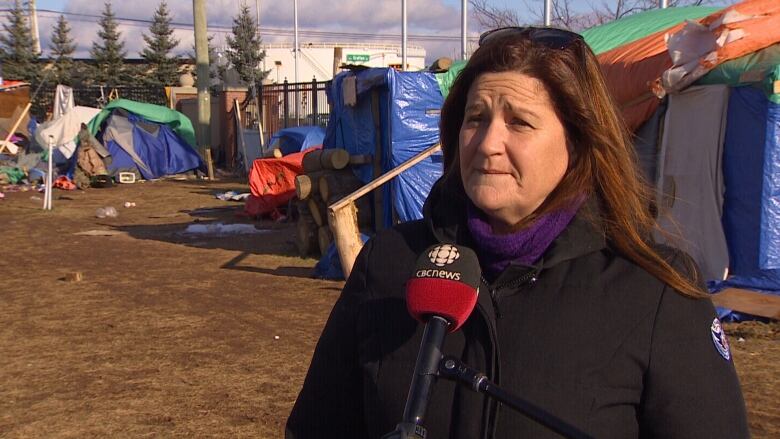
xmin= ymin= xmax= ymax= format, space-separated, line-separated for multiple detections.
xmin=266 ymin=126 xmax=325 ymax=156
xmin=593 ymin=0 xmax=780 ymax=131
xmin=86 ymin=99 xmax=204 ymax=179
xmin=583 ymin=0 xmax=780 ymax=318
xmin=244 ymin=148 xmax=314 ymax=217
xmin=325 ymin=68 xmax=444 ymax=227
xmin=242 ymin=127 xmax=325 ymax=217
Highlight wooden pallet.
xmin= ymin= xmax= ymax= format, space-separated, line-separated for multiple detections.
xmin=711 ymin=288 xmax=780 ymax=320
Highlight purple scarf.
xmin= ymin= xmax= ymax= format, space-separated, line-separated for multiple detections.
xmin=466 ymin=200 xmax=583 ymax=281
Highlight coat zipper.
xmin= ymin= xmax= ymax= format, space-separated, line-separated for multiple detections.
xmin=483 ymin=269 xmax=540 ymax=320
xmin=479 ymin=269 xmax=539 ymax=439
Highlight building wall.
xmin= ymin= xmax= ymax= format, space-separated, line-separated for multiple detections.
xmin=220 ymin=43 xmax=427 ymax=84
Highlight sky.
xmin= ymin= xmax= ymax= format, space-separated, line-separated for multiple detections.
xmin=13 ymin=0 xmax=733 ymax=64
xmin=19 ymin=0 xmax=571 ymax=63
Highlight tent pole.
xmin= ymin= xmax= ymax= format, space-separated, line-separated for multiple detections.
xmin=45 ymin=135 xmax=53 ymax=210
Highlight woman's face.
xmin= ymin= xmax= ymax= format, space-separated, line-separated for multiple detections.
xmin=459 ymin=71 xmax=569 ymax=232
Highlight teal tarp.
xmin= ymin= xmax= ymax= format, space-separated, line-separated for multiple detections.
xmin=581 ymin=6 xmax=722 ymax=55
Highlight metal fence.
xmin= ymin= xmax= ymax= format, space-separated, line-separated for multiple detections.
xmin=32 ymin=85 xmax=168 ymax=119
xmin=258 ymin=79 xmax=330 ymax=140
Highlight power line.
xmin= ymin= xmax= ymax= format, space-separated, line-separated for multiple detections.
xmin=20 ymin=8 xmax=478 ymax=43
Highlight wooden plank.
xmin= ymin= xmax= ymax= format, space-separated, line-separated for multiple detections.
xmin=774 ymin=80 xmax=780 ymax=95
xmin=711 ymin=288 xmax=780 ymax=320
xmin=329 ymin=201 xmax=362 ymax=277
xmin=329 ymin=143 xmax=441 ymax=211
xmin=327 ymin=143 xmax=441 ymax=278
xmin=0 ymin=101 xmax=32 ymax=153
xmin=234 ymin=99 xmax=250 ymax=172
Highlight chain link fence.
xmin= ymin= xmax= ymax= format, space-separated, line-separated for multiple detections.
xmin=31 ymin=84 xmax=168 ymax=120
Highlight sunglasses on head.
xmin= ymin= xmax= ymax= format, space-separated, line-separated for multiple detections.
xmin=478 ymin=26 xmax=584 ymax=49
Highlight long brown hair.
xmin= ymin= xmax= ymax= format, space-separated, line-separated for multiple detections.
xmin=439 ymin=31 xmax=705 ymax=298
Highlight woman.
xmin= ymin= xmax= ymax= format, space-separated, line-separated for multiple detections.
xmin=286 ymin=27 xmax=749 ymax=438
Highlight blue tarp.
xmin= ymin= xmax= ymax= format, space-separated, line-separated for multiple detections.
xmin=104 ymin=113 xmax=203 ymax=180
xmin=313 ymin=235 xmax=371 ymax=280
xmin=715 ymin=86 xmax=780 ymax=303
xmin=324 ymin=68 xmax=444 ymax=226
xmin=267 ymin=125 xmax=325 ymax=156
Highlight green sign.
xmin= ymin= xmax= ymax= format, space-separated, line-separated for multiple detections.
xmin=346 ymin=54 xmax=370 ymax=63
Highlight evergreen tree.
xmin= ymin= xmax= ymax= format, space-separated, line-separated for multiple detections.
xmin=189 ymin=34 xmax=221 ymax=91
xmin=140 ymin=1 xmax=180 ymax=87
xmin=49 ymin=14 xmax=76 ymax=85
xmin=90 ymin=2 xmax=127 ymax=86
xmin=225 ymin=4 xmax=266 ymax=86
xmin=0 ymin=0 xmax=39 ymax=82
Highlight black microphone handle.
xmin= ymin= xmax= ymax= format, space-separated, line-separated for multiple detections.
xmin=402 ymin=315 xmax=450 ymax=426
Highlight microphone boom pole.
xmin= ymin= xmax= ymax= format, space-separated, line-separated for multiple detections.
xmin=439 ymin=356 xmax=595 ymax=439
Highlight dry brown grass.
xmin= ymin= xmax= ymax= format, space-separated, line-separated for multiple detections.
xmin=0 ymin=179 xmax=776 ymax=438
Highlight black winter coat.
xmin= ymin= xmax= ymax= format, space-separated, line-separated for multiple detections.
xmin=286 ymin=181 xmax=749 ymax=439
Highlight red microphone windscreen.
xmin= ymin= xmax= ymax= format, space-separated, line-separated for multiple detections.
xmin=406 ymin=244 xmax=481 ymax=332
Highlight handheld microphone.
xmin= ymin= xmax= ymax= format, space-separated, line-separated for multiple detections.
xmin=383 ymin=244 xmax=480 ymax=438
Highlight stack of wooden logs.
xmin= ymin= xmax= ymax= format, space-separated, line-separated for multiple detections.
xmin=293 ymin=148 xmax=372 ymax=257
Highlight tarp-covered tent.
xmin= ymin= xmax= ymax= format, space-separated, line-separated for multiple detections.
xmin=584 ymin=0 xmax=780 ymax=316
xmin=86 ymin=99 xmax=203 ymax=179
xmin=581 ymin=6 xmax=722 ymax=55
xmin=325 ymin=68 xmax=444 ymax=226
xmin=595 ymin=0 xmax=780 ymax=131
xmin=267 ymin=126 xmax=325 ymax=156
xmin=244 ymin=149 xmax=312 ymax=217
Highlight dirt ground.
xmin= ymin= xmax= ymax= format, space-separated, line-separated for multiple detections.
xmin=1 ymin=179 xmax=778 ymax=438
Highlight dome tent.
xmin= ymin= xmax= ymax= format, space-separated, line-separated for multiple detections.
xmin=85 ymin=99 xmax=204 ymax=180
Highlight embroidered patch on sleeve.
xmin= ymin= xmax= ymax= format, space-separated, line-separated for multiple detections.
xmin=710 ymin=317 xmax=731 ymax=361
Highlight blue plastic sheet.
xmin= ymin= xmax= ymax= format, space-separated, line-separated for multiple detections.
xmin=761 ymin=100 xmax=780 ymax=269
xmin=313 ymin=235 xmax=371 ymax=280
xmin=267 ymin=126 xmax=325 ymax=156
xmin=716 ymin=86 xmax=780 ymax=300
xmin=104 ymin=113 xmax=204 ymax=180
xmin=324 ymin=68 xmax=444 ymax=226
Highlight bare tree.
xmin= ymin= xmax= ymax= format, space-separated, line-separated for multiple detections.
xmin=473 ymin=0 xmax=737 ymax=33
xmin=552 ymin=0 xmax=604 ymax=30
xmin=469 ymin=0 xmax=522 ymax=30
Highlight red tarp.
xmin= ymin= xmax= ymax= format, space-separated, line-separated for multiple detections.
xmin=243 ymin=149 xmax=314 ymax=217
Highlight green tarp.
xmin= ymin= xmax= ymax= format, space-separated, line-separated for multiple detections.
xmin=0 ymin=166 xmax=25 ymax=184
xmin=435 ymin=6 xmax=722 ymax=98
xmin=581 ymin=6 xmax=722 ymax=55
xmin=697 ymin=43 xmax=780 ymax=103
xmin=87 ymin=99 xmax=197 ymax=148
xmin=435 ymin=60 xmax=467 ymax=99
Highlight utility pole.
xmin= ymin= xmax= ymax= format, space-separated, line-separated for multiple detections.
xmin=255 ymin=0 xmax=260 ymax=28
xmin=401 ymin=0 xmax=407 ymax=71
xmin=544 ymin=0 xmax=552 ymax=26
xmin=294 ymin=0 xmax=299 ymax=125
xmin=461 ymin=0 xmax=467 ymax=60
xmin=193 ymin=0 xmax=214 ymax=179
xmin=29 ymin=0 xmax=41 ymax=54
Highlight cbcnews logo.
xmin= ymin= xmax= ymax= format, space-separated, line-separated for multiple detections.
xmin=417 ymin=244 xmax=462 ymax=281
xmin=428 ymin=244 xmax=460 ymax=267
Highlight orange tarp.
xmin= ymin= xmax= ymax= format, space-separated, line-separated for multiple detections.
xmin=598 ymin=0 xmax=780 ymax=130
xmin=244 ymin=149 xmax=312 ymax=217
